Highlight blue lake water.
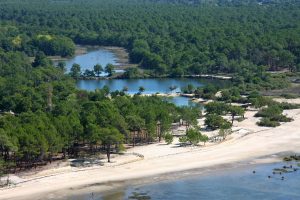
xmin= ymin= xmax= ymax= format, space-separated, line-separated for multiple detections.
xmin=58 ymin=47 xmax=229 ymax=106
xmin=44 ymin=161 xmax=300 ymax=200
xmin=77 ymin=78 xmax=204 ymax=94
xmin=76 ymin=78 xmax=207 ymax=107
xmin=54 ymin=47 xmax=124 ymax=75
xmin=163 ymin=96 xmax=198 ymax=107
xmin=98 ymin=161 xmax=300 ymax=200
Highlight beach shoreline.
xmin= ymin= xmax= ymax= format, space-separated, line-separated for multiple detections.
xmin=30 ymin=155 xmax=288 ymax=200
xmin=1 ymin=108 xmax=300 ymax=200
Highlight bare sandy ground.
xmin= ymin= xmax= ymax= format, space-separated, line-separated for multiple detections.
xmin=273 ymin=97 xmax=300 ymax=104
xmin=1 ymin=108 xmax=300 ymax=200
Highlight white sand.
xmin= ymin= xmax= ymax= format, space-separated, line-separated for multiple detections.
xmin=273 ymin=98 xmax=300 ymax=104
xmin=1 ymin=109 xmax=300 ymax=200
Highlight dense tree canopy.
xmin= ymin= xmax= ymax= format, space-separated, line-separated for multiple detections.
xmin=0 ymin=0 xmax=299 ymax=175
xmin=0 ymin=50 xmax=198 ymax=173
xmin=0 ymin=0 xmax=299 ymax=81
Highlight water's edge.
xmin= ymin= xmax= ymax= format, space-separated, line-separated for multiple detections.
xmin=39 ymin=152 xmax=298 ymax=200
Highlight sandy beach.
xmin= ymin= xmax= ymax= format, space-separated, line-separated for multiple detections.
xmin=1 ymin=107 xmax=300 ymax=200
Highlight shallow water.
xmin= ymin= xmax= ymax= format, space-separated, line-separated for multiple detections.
xmin=77 ymin=78 xmax=204 ymax=94
xmin=162 ymin=96 xmax=199 ymax=107
xmin=54 ymin=48 xmax=124 ymax=75
xmin=40 ymin=161 xmax=300 ymax=200
xmin=100 ymin=161 xmax=300 ymax=200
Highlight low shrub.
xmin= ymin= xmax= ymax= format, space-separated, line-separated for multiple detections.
xmin=278 ymin=102 xmax=300 ymax=110
xmin=271 ymin=114 xmax=293 ymax=122
xmin=164 ymin=133 xmax=174 ymax=145
xmin=257 ymin=118 xmax=280 ymax=127
xmin=255 ymin=105 xmax=283 ymax=118
xmin=280 ymin=93 xmax=298 ymax=99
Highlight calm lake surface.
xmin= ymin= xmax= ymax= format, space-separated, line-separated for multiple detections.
xmin=99 ymin=162 xmax=300 ymax=200
xmin=43 ymin=161 xmax=300 ymax=200
xmin=59 ymin=47 xmax=229 ymax=106
xmin=77 ymin=78 xmax=209 ymax=106
xmin=54 ymin=47 xmax=125 ymax=75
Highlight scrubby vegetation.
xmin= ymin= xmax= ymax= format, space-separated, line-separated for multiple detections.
xmin=255 ymin=105 xmax=293 ymax=127
xmin=0 ymin=0 xmax=299 ymax=84
xmin=0 ymin=0 xmax=300 ymax=178
xmin=164 ymin=133 xmax=174 ymax=145
xmin=179 ymin=128 xmax=208 ymax=146
xmin=0 ymin=50 xmax=203 ymax=176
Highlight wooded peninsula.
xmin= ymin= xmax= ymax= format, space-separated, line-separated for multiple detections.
xmin=0 ymin=1 xmax=300 ymax=198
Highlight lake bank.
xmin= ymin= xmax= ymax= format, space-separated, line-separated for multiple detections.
xmin=52 ymin=45 xmax=133 ymax=73
xmin=1 ymin=108 xmax=300 ymax=200
xmin=21 ymin=157 xmax=294 ymax=200
xmin=50 ymin=45 xmax=130 ymax=66
xmin=51 ymin=45 xmax=233 ymax=81
xmin=98 ymin=160 xmax=300 ymax=200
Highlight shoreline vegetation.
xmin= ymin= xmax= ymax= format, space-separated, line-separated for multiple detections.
xmin=0 ymin=0 xmax=300 ymax=199
xmin=1 ymin=101 xmax=300 ymax=199
xmin=75 ymin=73 xmax=233 ymax=80
xmin=1 ymin=45 xmax=300 ymax=197
xmin=2 ymin=40 xmax=300 ymax=200
xmin=51 ymin=45 xmax=234 ymax=81
xmin=48 ymin=45 xmax=134 ymax=70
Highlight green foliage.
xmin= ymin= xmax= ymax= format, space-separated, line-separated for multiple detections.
xmin=70 ymin=63 xmax=81 ymax=78
xmin=205 ymin=114 xmax=232 ymax=130
xmin=255 ymin=104 xmax=293 ymax=127
xmin=0 ymin=0 xmax=299 ymax=170
xmin=164 ymin=132 xmax=174 ymax=145
xmin=123 ymin=67 xmax=142 ymax=78
xmin=205 ymin=102 xmax=244 ymax=125
xmin=271 ymin=114 xmax=293 ymax=123
xmin=126 ymin=115 xmax=145 ymax=132
xmin=228 ymin=105 xmax=245 ymax=124
xmin=100 ymin=127 xmax=124 ymax=162
xmin=218 ymin=128 xmax=232 ymax=140
xmin=182 ymin=128 xmax=209 ymax=146
xmin=280 ymin=93 xmax=298 ymax=99
xmin=32 ymin=35 xmax=75 ymax=57
xmin=205 ymin=102 xmax=229 ymax=115
xmin=257 ymin=118 xmax=280 ymax=127
xmin=186 ymin=128 xmax=202 ymax=145
xmin=195 ymin=84 xmax=219 ymax=99
xmin=180 ymin=106 xmax=201 ymax=127
xmin=138 ymin=86 xmax=145 ymax=94
xmin=0 ymin=159 xmax=4 ymax=178
xmin=179 ymin=136 xmax=188 ymax=144
xmin=200 ymin=134 xmax=209 ymax=145
xmin=218 ymin=87 xmax=245 ymax=103
xmin=94 ymin=64 xmax=103 ymax=77
xmin=0 ymin=0 xmax=298 ymax=80
xmin=32 ymin=51 xmax=52 ymax=68
xmin=105 ymin=64 xmax=115 ymax=77
xmin=278 ymin=102 xmax=300 ymax=110
xmin=255 ymin=105 xmax=283 ymax=118
xmin=181 ymin=84 xmax=195 ymax=94
xmin=249 ymin=96 xmax=274 ymax=108
xmin=0 ymin=49 xmax=190 ymax=169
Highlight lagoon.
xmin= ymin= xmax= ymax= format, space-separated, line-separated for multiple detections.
xmin=41 ymin=161 xmax=300 ymax=200
xmin=99 ymin=162 xmax=300 ymax=200
xmin=59 ymin=47 xmax=229 ymax=106
xmin=77 ymin=78 xmax=207 ymax=107
xmin=100 ymin=162 xmax=300 ymax=200
xmin=54 ymin=47 xmax=125 ymax=75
